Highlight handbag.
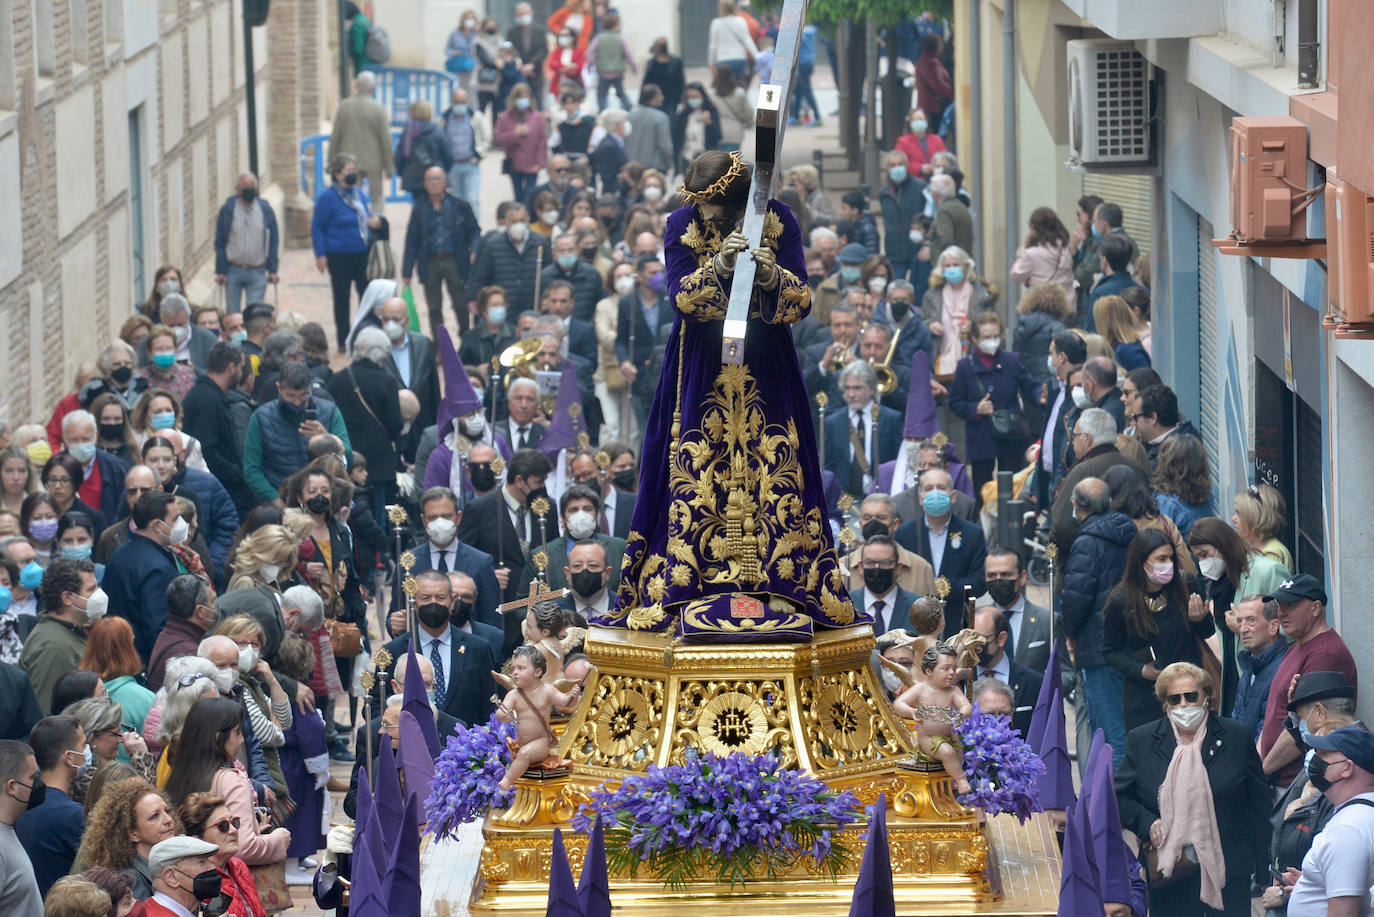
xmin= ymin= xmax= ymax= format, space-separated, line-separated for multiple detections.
xmin=326 ymin=618 xmax=362 ymax=658
xmin=446 ymin=53 xmax=475 ymax=73
xmin=248 ymin=861 xmax=292 ymax=914
xmin=1144 ymin=841 xmax=1200 ymax=889
xmin=972 ymin=369 xmax=1030 ymax=441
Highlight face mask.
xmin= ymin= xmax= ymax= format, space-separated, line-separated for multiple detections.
xmin=305 ymin=494 xmax=332 ymax=516
xmin=1298 ymin=716 xmax=1314 ymax=746
xmin=238 ymin=645 xmax=259 ymax=672
xmin=517 ymin=13 xmax=533 ymax=24
xmin=888 ymin=165 xmax=908 ymax=184
xmin=212 ymin=668 xmax=237 ymax=693
xmin=470 ymin=464 xmax=497 ymax=492
xmin=515 ymin=97 xmax=532 ymax=111
xmin=427 ymin=518 xmax=457 ymax=546
xmin=1308 ymin=753 xmax=1339 ymax=792
xmin=566 ymin=510 xmax=597 ymax=540
xmin=612 ymin=468 xmax=636 ymax=491
xmin=1146 ymin=562 xmax=1175 ymax=585
xmin=158 ymin=279 xmax=181 ymax=297
xmin=461 ymin=414 xmax=486 ymax=439
xmin=0 ymin=586 xmax=10 ymax=613
xmin=643 ymin=185 xmax=664 ymax=202
xmin=910 ymin=119 xmax=928 ymax=134
xmin=18 ymin=775 xmax=46 ymax=811
xmin=418 ymin=602 xmax=450 ymax=629
xmin=868 ymin=277 xmax=888 ymax=295
xmin=239 ymin=184 xmax=260 ymax=203
xmin=908 ymin=230 xmax=924 ymax=245
xmin=450 ymin=599 xmax=474 ymax=628
xmin=840 ymin=266 xmax=862 ymax=284
xmin=462 ymin=18 xmax=476 ymax=29
xmin=977 ymin=337 xmax=1000 ymax=355
xmin=190 ymin=870 xmax=223 ymax=902
xmin=1090 ymin=224 xmax=1102 ymax=240
xmin=555 ymin=253 xmax=579 ymax=270
xmin=486 ymin=306 xmax=508 ymax=325
xmin=986 ymin=578 xmax=1020 ymax=609
xmin=19 ymin=562 xmax=44 ymax=591
xmin=166 ymin=515 xmax=189 ymax=545
xmin=1168 ymin=704 xmax=1207 ymax=731
xmin=1071 ymin=385 xmax=1091 ymax=409
xmin=942 ymin=266 xmax=965 ymax=285
xmin=614 ymin=276 xmax=636 ymax=296
xmin=383 ymin=320 xmax=406 ymax=343
xmin=78 ymin=588 xmax=109 ymax=622
xmin=61 ymin=543 xmax=93 ymax=561
xmin=152 ymin=352 xmax=176 ymax=370
xmin=453 ymin=103 xmax=470 ymax=117
xmin=687 ymin=97 xmax=703 ymax=110
xmin=860 ymin=519 xmax=889 ymax=539
xmin=507 ymin=221 xmax=530 ymax=242
xmin=150 ymin=410 xmax=177 ymax=431
xmin=29 ymin=518 xmax=59 ymax=542
xmin=230 ymin=330 xmax=248 ymax=344
xmin=888 ymin=299 xmax=910 ymax=322
xmin=343 ymin=172 xmax=360 ymax=186
xmin=259 ymin=563 xmax=281 ymax=583
xmin=524 ymin=486 xmax=550 ymax=511
xmin=1198 ymin=556 xmax=1226 ymax=581
xmin=485 ymin=25 xmax=498 ymax=34
xmin=98 ymin=422 xmax=125 ymax=441
xmin=1046 ymin=354 xmax=1057 ymax=373
xmin=66 ymin=442 xmax=96 ymax=464
xmin=922 ymin=489 xmax=951 ymax=517
xmin=110 ymin=365 xmax=134 ymax=385
xmin=863 ymin=567 xmax=895 ymax=595
xmin=570 ymin=569 xmax=605 ymax=598
xmin=647 ymin=273 xmax=667 ymax=293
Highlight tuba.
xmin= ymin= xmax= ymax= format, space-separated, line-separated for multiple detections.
xmin=498 ymin=337 xmax=541 ymax=390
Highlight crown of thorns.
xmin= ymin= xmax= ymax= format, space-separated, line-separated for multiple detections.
xmin=679 ymin=152 xmax=748 ymax=203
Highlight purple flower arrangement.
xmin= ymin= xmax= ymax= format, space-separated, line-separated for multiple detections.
xmin=425 ymin=714 xmax=517 ymax=839
xmin=954 ymin=704 xmax=1045 ymax=823
xmin=571 ymin=752 xmax=862 ymax=888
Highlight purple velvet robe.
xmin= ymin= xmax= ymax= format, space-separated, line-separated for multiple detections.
xmin=593 ymin=202 xmax=864 ymax=642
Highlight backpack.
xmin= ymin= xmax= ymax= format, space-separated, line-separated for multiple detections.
xmin=365 ymin=23 xmax=391 ymax=63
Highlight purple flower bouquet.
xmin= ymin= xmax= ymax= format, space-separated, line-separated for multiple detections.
xmin=954 ymin=704 xmax=1045 ymax=822
xmin=571 ymin=752 xmax=862 ymax=888
xmin=425 ymin=714 xmax=517 ymax=839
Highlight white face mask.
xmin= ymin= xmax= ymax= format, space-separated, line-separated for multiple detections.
xmin=517 ymin=13 xmax=533 ymax=25
xmin=614 ymin=276 xmax=636 ymax=296
xmin=259 ymin=563 xmax=281 ymax=583
xmin=642 ymin=185 xmax=663 ymax=203
xmin=868 ymin=278 xmax=888 ymax=295
xmin=558 ymin=34 xmax=573 ymax=46
xmin=1046 ymin=354 xmax=1058 ymax=373
xmin=383 ymin=320 xmax=405 ymax=343
xmin=977 ymin=337 xmax=1000 ymax=355
xmin=1071 ymin=385 xmax=1091 ymax=409
xmin=427 ymin=517 xmax=458 ymax=546
xmin=212 ymin=668 xmax=237 ymax=693
xmin=1168 ymin=704 xmax=1207 ymax=731
xmin=79 ymin=588 xmax=109 ymax=622
xmin=166 ymin=516 xmax=190 ymax=546
xmin=238 ymin=646 xmax=259 ymax=672
xmin=462 ymin=414 xmax=486 ymax=437
xmin=1198 ymin=556 xmax=1226 ymax=581
xmin=908 ymin=230 xmax=924 ymax=244
xmin=566 ymin=510 xmax=597 ymax=540
xmin=507 ymin=221 xmax=530 ymax=243
xmin=542 ymin=210 xmax=562 ymax=226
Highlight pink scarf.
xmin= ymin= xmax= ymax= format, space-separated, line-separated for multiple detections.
xmin=1156 ymin=716 xmax=1226 ymax=909
xmin=936 ymin=281 xmax=972 ymax=376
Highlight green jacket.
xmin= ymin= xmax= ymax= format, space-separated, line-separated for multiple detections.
xmin=20 ymin=614 xmax=88 ymax=713
xmin=349 ymin=15 xmax=373 ymax=71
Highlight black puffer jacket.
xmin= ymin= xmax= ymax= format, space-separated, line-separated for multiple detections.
xmin=1059 ymin=510 xmax=1135 ymax=669
xmin=1012 ymin=309 xmax=1067 ymax=387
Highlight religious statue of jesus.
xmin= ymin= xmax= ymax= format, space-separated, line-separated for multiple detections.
xmin=591 ymin=150 xmax=863 ymax=642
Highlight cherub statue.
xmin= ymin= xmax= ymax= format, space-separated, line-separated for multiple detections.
xmin=892 ymin=643 xmax=974 ymax=794
xmin=492 ymin=646 xmax=581 ymax=790
xmin=522 ymin=599 xmax=571 ymax=684
xmin=907 ymin=595 xmax=947 ymax=664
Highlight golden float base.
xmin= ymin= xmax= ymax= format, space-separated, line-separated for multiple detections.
xmin=467 ymin=625 xmax=1061 ymax=916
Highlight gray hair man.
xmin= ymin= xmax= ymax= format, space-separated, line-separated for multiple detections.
xmin=443 ymin=86 xmax=491 ymax=212
xmin=214 ymin=171 xmax=281 ymax=314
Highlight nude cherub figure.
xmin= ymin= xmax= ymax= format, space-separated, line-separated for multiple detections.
xmin=892 ymin=643 xmax=974 ymax=794
xmin=494 ymin=645 xmax=581 ymax=791
xmin=523 ymin=600 xmax=570 ymax=685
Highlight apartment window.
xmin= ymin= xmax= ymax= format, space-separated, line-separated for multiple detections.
xmin=71 ymin=0 xmax=90 ymax=65
xmin=34 ymin=0 xmax=56 ymax=77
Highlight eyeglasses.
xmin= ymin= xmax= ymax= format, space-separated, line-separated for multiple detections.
xmin=1165 ymin=690 xmax=1201 ymax=706
xmin=1129 ymin=412 xmax=1144 ymax=421
xmin=862 ymin=560 xmax=897 ymax=570
xmin=213 ymin=816 xmax=241 ymax=833
xmin=177 ymin=672 xmax=210 ymax=688
xmin=45 ymin=476 xmax=73 ymax=485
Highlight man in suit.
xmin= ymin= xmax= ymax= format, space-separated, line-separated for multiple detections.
xmin=600 ymin=445 xmax=638 ymax=539
xmin=144 ymin=294 xmax=219 ymax=371
xmin=980 ymin=548 xmax=1053 ymax=675
xmin=1081 ymin=356 xmax=1126 ymax=432
xmin=971 ymin=606 xmax=1038 ymax=737
xmin=516 ymin=484 xmax=626 ymax=595
xmin=590 ymin=109 xmax=630 ymax=196
xmin=844 ymin=494 xmax=935 ymax=596
xmin=388 ymin=486 xmax=502 ymax=634
xmin=894 ymin=466 xmax=987 ymax=638
xmin=446 ymin=571 xmax=505 ymax=662
xmin=60 ymin=410 xmax=128 ymax=528
xmin=344 ymin=651 xmax=460 ymax=819
xmin=456 ymin=449 xmax=559 ymax=605
xmin=1037 ymin=331 xmax=1086 ymax=506
xmin=616 ymin=255 xmax=675 ymax=430
xmin=539 ymin=282 xmax=599 ymax=370
xmin=891 ymin=440 xmax=978 ymax=525
xmin=823 ymin=361 xmax=904 ymax=502
xmin=803 ymin=298 xmax=861 ymax=416
xmin=532 ymin=320 xmax=603 ymax=442
xmin=374 ymin=297 xmax=440 ymax=462
xmin=494 ymin=378 xmax=548 ymax=452
xmin=380 ymin=570 xmax=496 ymax=730
xmin=560 ymin=539 xmax=615 ymax=622
xmin=540 ymin=234 xmax=605 ymax=323
xmin=1049 ymin=407 xmax=1148 ymax=559
xmin=849 ymin=535 xmax=919 ymax=638
xmin=103 ymin=492 xmax=184 ymax=662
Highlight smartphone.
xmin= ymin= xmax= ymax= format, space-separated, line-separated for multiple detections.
xmin=303 ymin=406 xmax=317 ymax=422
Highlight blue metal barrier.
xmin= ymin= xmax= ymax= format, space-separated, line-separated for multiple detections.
xmin=374 ymin=67 xmax=455 ymax=127
xmin=299 ymin=131 xmax=412 ymax=206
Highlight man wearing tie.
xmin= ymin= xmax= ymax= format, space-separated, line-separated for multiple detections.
xmin=971 ymin=605 xmax=1038 ymax=737
xmin=823 ymin=361 xmax=903 ymax=502
xmin=446 ymin=571 xmax=506 ymax=662
xmin=979 ymin=548 xmax=1054 ymax=676
xmin=894 ymin=466 xmax=987 ymax=638
xmin=457 ymin=449 xmax=560 ymax=605
xmin=495 ymin=378 xmax=547 ymax=450
xmin=388 ymin=486 xmax=502 ymax=635
xmin=849 ymin=535 xmax=919 ymax=638
xmin=557 ymin=540 xmax=614 ymax=622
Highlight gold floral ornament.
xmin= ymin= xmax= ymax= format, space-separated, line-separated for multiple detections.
xmin=530 ymin=496 xmax=551 ymax=519
xmin=594 ymin=450 xmax=610 ymax=469
xmin=533 ymin=550 xmax=549 ymax=573
xmin=399 ymin=550 xmax=416 ymax=572
xmin=490 ymin=456 xmax=506 ymax=476
xmin=837 ymin=493 xmax=855 ymax=514
xmin=816 ymin=391 xmax=828 ymax=409
xmin=930 ymin=431 xmax=949 ymax=451
xmin=360 ymin=670 xmax=375 ymax=692
xmin=577 ymin=432 xmax=590 ymax=449
xmin=402 ymin=576 xmax=419 ymax=597
xmin=815 ymin=684 xmax=874 ymax=754
xmin=386 ymin=504 xmax=409 ymax=527
xmin=455 ymin=435 xmax=471 ymax=454
xmin=838 ymin=526 xmax=856 ymax=548
xmin=935 ymin=577 xmax=951 ymax=600
xmin=594 ymin=689 xmax=653 ymax=759
xmin=696 ymin=691 xmax=770 ymax=756
xmin=372 ymin=647 xmax=394 ymax=671
xmin=568 ymin=402 xmax=582 ymax=419
xmin=1044 ymin=542 xmax=1058 ymax=561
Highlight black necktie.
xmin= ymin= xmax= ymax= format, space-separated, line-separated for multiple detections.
xmin=872 ymin=599 xmax=886 ymax=632
xmin=518 ymin=426 xmax=529 ymax=450
xmin=848 ymin=413 xmax=865 ymax=498
xmin=436 ymin=549 xmax=448 ymax=573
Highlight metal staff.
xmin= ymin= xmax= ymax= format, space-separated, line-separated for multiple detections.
xmin=623 ymin=297 xmax=637 ymax=443
xmin=816 ymin=392 xmax=828 ymax=464
xmin=531 ymin=245 xmax=544 ymax=317
xmin=869 ymin=402 xmax=880 ymax=495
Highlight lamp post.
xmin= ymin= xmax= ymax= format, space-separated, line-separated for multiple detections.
xmin=243 ymin=0 xmax=270 ymax=177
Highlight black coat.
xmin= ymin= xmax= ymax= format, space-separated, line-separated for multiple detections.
xmin=615 ymin=293 xmax=675 ymax=402
xmin=539 ymin=261 xmax=606 ymax=323
xmin=893 ymin=513 xmax=988 ymax=638
xmin=470 ymin=230 xmax=552 ymax=314
xmin=456 ymin=489 xmax=561 ymax=603
xmin=1101 ymin=590 xmax=1215 ymax=732
xmin=1116 ymin=714 xmax=1271 ymax=883
xmin=385 ymin=332 xmax=440 ymax=462
xmin=401 ymin=192 xmax=479 ymax=286
xmin=182 ymin=375 xmax=253 ymax=514
xmin=381 ymin=629 xmax=496 ymax=728
xmin=394 ymin=121 xmax=455 ymax=194
xmin=590 ymin=134 xmax=628 ymax=196
xmin=325 ymin=359 xmax=404 ymax=485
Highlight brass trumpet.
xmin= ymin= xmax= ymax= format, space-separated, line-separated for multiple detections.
xmin=826 ymin=340 xmax=856 ymax=373
xmin=870 ymin=330 xmax=900 ymax=395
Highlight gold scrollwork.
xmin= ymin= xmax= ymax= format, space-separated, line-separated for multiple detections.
xmin=672 ymin=680 xmax=794 ymax=764
xmin=567 ymin=674 xmax=665 ymax=772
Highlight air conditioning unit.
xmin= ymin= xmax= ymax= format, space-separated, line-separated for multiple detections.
xmin=1066 ymin=39 xmax=1154 ymax=167
xmin=1229 ymin=116 xmax=1308 ymax=242
xmin=1323 ymin=175 xmax=1374 ymax=336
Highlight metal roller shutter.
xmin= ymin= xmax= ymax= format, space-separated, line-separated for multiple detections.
xmin=1083 ymin=172 xmax=1152 ymax=256
xmin=1196 ymin=216 xmax=1220 ymax=467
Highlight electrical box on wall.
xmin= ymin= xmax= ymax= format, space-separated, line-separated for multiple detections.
xmin=1322 ymin=175 xmax=1374 ymax=338
xmin=1229 ymin=116 xmax=1310 ymax=242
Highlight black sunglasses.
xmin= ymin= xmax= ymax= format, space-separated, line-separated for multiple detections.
xmin=213 ymin=816 xmax=242 ymax=833
xmin=1166 ymin=690 xmax=1201 ymax=706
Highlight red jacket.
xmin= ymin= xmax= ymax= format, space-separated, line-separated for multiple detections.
xmin=546 ymin=45 xmax=586 ymax=91
xmin=220 ymin=856 xmax=266 ymax=917
xmin=915 ymin=54 xmax=952 ymax=114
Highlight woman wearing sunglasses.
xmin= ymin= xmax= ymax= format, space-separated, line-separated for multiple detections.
xmin=178 ymin=791 xmax=266 ymax=917
xmin=1116 ymin=661 xmax=1271 ymax=916
xmin=1101 ymin=528 xmax=1216 ymax=735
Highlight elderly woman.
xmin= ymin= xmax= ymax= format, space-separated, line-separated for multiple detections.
xmin=178 ymin=791 xmax=267 ymax=917
xmin=1115 ymin=661 xmax=1270 ymax=916
xmin=311 ymin=153 xmax=381 ymax=351
xmin=145 ymin=655 xmax=221 ymax=767
xmin=86 ymin=341 xmax=149 ymax=411
xmin=947 ymin=310 xmax=1039 ymax=495
xmin=75 ymin=777 xmax=178 ymax=900
xmin=1230 ymin=483 xmax=1292 ymax=571
xmin=129 ymin=388 xmax=208 ymax=472
xmin=922 ymin=245 xmax=995 ymax=381
xmin=137 ymin=325 xmax=197 ymax=400
xmin=65 ymin=696 xmax=156 ymax=803
xmin=226 ymin=523 xmax=299 ymax=592
xmin=42 ymin=455 xmax=107 ymax=533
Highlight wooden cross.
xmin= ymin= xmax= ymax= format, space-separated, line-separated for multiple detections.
xmin=499 ymin=579 xmax=570 ymax=617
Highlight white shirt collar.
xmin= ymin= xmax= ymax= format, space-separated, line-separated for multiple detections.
xmin=576 ymin=589 xmax=610 ymax=614
xmin=981 ymin=653 xmax=1010 ymax=682
xmin=392 ymin=334 xmax=411 ymax=353
xmin=151 ymin=892 xmax=198 ymax=917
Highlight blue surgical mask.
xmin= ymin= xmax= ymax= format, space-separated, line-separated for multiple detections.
xmin=922 ymin=489 xmax=952 ymax=517
xmin=515 ymin=97 xmax=531 ymax=110
xmin=840 ymin=266 xmax=861 ymax=284
xmin=150 ymin=411 xmax=177 ymax=431
xmin=687 ymin=97 xmax=703 ymax=110
xmin=1298 ymin=717 xmax=1314 ymax=745
xmin=230 ymin=330 xmax=248 ymax=344
xmin=487 ymin=306 xmax=507 ymax=325
xmin=453 ymin=104 xmax=469 ymax=116
xmin=0 ymin=586 xmax=10 ymax=613
xmin=942 ymin=266 xmax=965 ymax=285
xmin=910 ymin=118 xmax=928 ymax=134
xmin=555 ymin=254 xmax=579 ymax=270
xmin=61 ymin=544 xmax=93 ymax=561
xmin=152 ymin=352 xmax=176 ymax=370
xmin=1090 ymin=224 xmax=1102 ymax=241
xmin=19 ymin=561 xmax=44 ymax=591
xmin=888 ymin=165 xmax=908 ymax=184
